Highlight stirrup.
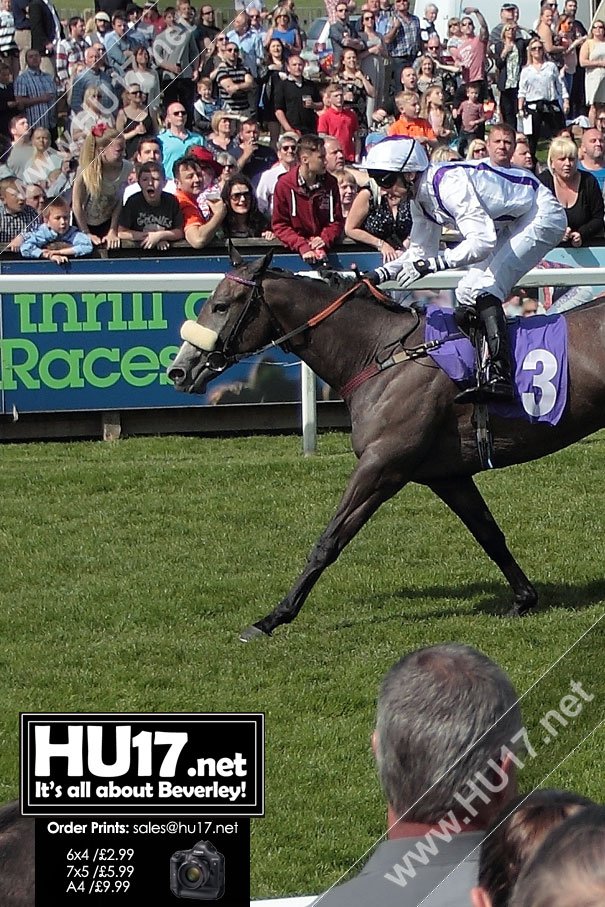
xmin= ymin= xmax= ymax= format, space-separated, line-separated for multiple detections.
xmin=454 ymin=377 xmax=514 ymax=405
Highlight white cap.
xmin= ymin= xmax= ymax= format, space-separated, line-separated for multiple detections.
xmin=360 ymin=136 xmax=429 ymax=173
xmin=95 ymin=11 xmax=111 ymax=21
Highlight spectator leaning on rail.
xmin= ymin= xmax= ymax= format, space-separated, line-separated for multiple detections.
xmin=20 ymin=195 xmax=93 ymax=262
xmin=316 ymin=643 xmax=523 ymax=907
xmin=173 ymin=155 xmax=226 ymax=249
xmin=118 ymin=161 xmax=184 ymax=251
xmin=364 ymin=132 xmax=567 ymax=402
xmin=271 ymin=133 xmax=343 ymax=263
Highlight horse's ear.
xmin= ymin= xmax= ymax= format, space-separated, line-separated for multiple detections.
xmin=228 ymin=240 xmax=244 ymax=267
xmin=249 ymin=250 xmax=274 ymax=278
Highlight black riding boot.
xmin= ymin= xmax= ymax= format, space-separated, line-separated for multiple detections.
xmin=455 ymin=294 xmax=515 ymax=403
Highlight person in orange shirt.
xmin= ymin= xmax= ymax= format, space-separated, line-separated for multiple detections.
xmin=388 ymin=90 xmax=437 ymax=148
xmin=173 ymin=155 xmax=226 ymax=249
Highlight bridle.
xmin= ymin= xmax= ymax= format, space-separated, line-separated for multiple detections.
xmin=199 ymin=270 xmax=391 ymax=375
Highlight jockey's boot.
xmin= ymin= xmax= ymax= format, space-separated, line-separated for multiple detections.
xmin=455 ymin=294 xmax=515 ymax=404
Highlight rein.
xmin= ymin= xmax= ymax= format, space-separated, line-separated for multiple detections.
xmin=209 ymin=273 xmax=456 ymax=394
xmin=214 ymin=275 xmax=391 ymax=367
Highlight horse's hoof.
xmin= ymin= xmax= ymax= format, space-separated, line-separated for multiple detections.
xmin=239 ymin=624 xmax=270 ymax=643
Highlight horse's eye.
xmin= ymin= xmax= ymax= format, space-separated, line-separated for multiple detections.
xmin=213 ymin=302 xmax=229 ymax=314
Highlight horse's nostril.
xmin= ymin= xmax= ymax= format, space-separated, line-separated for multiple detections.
xmin=168 ymin=366 xmax=186 ymax=384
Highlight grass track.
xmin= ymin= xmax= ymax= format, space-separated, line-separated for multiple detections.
xmin=1 ymin=430 xmax=604 ymax=896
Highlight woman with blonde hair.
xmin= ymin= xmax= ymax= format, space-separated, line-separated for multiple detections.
xmin=579 ymin=20 xmax=605 ymax=124
xmin=69 ymin=85 xmax=116 ymax=150
xmin=72 ymin=126 xmax=133 ymax=248
xmin=335 ymin=169 xmax=358 ymax=218
xmin=205 ymin=111 xmax=239 ymax=156
xmin=415 ymin=54 xmax=442 ymax=95
xmin=264 ymin=9 xmax=301 ymax=54
xmin=538 ymin=135 xmax=603 ymax=247
xmin=466 ymin=137 xmax=487 ymax=159
xmin=420 ymin=85 xmax=455 ymax=142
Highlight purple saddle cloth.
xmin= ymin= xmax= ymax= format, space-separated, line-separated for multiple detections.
xmin=425 ymin=305 xmax=568 ymax=425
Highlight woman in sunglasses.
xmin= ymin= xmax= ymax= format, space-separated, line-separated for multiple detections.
xmin=264 ymin=9 xmax=301 ymax=55
xmin=518 ymin=39 xmax=568 ymax=158
xmin=579 ymin=20 xmax=605 ymax=125
xmin=219 ymin=173 xmax=274 ymax=239
xmin=116 ymin=87 xmax=158 ymax=160
xmin=345 ymin=157 xmax=411 ymax=261
xmin=358 ymin=9 xmax=387 ymax=118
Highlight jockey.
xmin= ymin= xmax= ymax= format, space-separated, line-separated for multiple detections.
xmin=363 ymin=135 xmax=567 ymax=401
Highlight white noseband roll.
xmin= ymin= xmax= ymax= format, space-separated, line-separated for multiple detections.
xmin=180 ymin=320 xmax=219 ymax=352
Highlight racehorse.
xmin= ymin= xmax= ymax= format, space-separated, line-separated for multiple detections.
xmin=168 ymin=248 xmax=605 ymax=642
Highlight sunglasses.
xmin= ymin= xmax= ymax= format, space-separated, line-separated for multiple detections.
xmin=172 ymin=109 xmax=186 ymax=114
xmin=231 ymin=190 xmax=251 ymax=200
xmin=370 ymin=170 xmax=399 ymax=188
xmin=281 ymin=144 xmax=296 ymax=151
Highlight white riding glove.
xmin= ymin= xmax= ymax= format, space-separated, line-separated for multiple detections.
xmin=395 ymin=255 xmax=449 ymax=289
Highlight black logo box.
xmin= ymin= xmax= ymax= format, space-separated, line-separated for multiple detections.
xmin=21 ymin=713 xmax=264 ymax=817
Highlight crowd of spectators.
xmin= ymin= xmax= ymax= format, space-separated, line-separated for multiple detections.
xmin=0 ymin=0 xmax=604 ymax=264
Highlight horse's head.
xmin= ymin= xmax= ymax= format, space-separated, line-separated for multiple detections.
xmin=167 ymin=245 xmax=275 ymax=394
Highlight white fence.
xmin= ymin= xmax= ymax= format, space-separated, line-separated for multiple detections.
xmin=1 ymin=266 xmax=602 ymax=452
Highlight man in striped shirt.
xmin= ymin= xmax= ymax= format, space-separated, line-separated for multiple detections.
xmin=55 ymin=16 xmax=86 ymax=92
xmin=14 ymin=48 xmax=56 ymax=138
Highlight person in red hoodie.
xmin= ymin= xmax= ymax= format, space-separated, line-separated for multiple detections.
xmin=272 ymin=133 xmax=344 ymax=263
xmin=317 ymin=84 xmax=359 ymax=162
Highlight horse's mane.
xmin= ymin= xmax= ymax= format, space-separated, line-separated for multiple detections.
xmin=264 ymin=267 xmax=407 ymax=315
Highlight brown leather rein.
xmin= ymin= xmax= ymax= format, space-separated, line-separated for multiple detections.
xmin=224 ymin=274 xmax=443 ymax=395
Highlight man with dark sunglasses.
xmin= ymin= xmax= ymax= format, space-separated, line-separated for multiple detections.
xmin=157 ymin=101 xmax=203 ymax=178
xmin=364 ymin=133 xmax=567 ymax=401
xmin=330 ymin=2 xmax=367 ymax=66
xmin=256 ymin=130 xmax=298 ymax=215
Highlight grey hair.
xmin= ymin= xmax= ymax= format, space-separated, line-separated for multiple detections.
xmin=425 ymin=3 xmax=438 ymax=12
xmin=277 ymin=131 xmax=299 ymax=150
xmin=510 ymin=806 xmax=605 ymax=907
xmin=375 ymin=643 xmax=521 ymax=823
xmin=215 ymin=152 xmax=238 ymax=168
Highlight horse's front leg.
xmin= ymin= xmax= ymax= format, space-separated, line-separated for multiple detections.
xmin=240 ymin=451 xmax=407 ymax=641
xmin=427 ymin=476 xmax=537 ymax=615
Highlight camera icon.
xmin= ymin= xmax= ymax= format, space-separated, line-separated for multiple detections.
xmin=170 ymin=840 xmax=225 ymax=900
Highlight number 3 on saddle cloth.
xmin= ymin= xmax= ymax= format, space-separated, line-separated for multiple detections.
xmin=425 ymin=305 xmax=568 ymax=424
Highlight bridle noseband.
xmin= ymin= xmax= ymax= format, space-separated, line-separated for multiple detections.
xmin=201 ymin=272 xmax=266 ymax=375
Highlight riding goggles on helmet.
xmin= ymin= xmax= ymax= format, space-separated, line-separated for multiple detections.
xmin=370 ymin=170 xmax=400 ymax=189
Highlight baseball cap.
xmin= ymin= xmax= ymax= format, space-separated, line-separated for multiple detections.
xmin=95 ymin=11 xmax=111 ymax=21
xmin=188 ymin=145 xmax=223 ymax=176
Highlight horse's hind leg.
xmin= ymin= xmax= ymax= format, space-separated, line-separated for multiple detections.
xmin=427 ymin=476 xmax=537 ymax=616
xmin=240 ymin=454 xmax=407 ymax=641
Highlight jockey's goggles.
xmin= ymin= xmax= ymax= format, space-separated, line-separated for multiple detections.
xmin=369 ymin=170 xmax=401 ymax=189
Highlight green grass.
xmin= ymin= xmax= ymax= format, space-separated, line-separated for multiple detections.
xmin=58 ymin=2 xmax=326 ymax=28
xmin=0 ymin=430 xmax=604 ymax=897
